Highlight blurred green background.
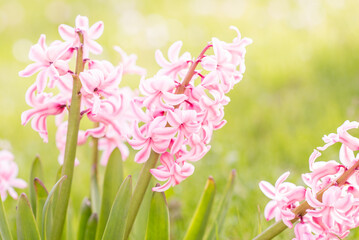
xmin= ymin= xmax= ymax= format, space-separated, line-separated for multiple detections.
xmin=1 ymin=0 xmax=359 ymax=239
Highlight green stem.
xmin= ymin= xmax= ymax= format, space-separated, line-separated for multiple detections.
xmin=123 ymin=151 xmax=159 ymax=240
xmin=123 ymin=45 xmax=211 ymax=239
xmin=91 ymin=122 xmax=100 ymax=213
xmin=50 ymin=31 xmax=84 ymax=240
xmin=253 ymin=159 xmax=359 ymax=240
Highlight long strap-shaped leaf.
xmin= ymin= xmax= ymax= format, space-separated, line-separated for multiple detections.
xmin=205 ymin=170 xmax=236 ymax=240
xmin=84 ymin=213 xmax=98 ymax=240
xmin=42 ymin=175 xmax=67 ymax=240
xmin=145 ymin=187 xmax=170 ymax=240
xmin=96 ymin=149 xmax=123 ymax=240
xmin=16 ymin=193 xmax=41 ymax=240
xmin=34 ymin=178 xmax=48 ymax=235
xmin=29 ymin=156 xmax=44 ymax=215
xmin=102 ymin=175 xmax=132 ymax=240
xmin=0 ymin=195 xmax=12 ymax=240
xmin=183 ymin=177 xmax=216 ymax=240
xmin=77 ymin=198 xmax=92 ymax=240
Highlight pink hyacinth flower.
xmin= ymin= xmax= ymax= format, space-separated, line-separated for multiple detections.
xmin=150 ymin=152 xmax=195 ymax=192
xmin=318 ymin=120 xmax=359 ymax=151
xmin=224 ymin=26 xmax=253 ymax=67
xmin=139 ymin=75 xmax=188 ymax=110
xmin=0 ymin=150 xmax=27 ymax=200
xmin=128 ymin=116 xmax=176 ymax=163
xmin=155 ymin=41 xmax=191 ymax=79
xmin=96 ymin=125 xmax=130 ymax=166
xmin=306 ymin=186 xmax=354 ymax=230
xmin=21 ymin=84 xmax=67 ymax=142
xmin=176 ymin=133 xmax=211 ymax=162
xmin=79 ymin=66 xmax=122 ymax=115
xmin=259 ymin=171 xmax=306 ymax=228
xmin=59 ymin=15 xmax=104 ymax=57
xmin=114 ymin=46 xmax=147 ymax=76
xmin=19 ymin=34 xmax=72 ymax=93
xmin=201 ymin=38 xmax=236 ymax=93
xmin=293 ymin=222 xmax=316 ymax=240
xmin=166 ymin=109 xmax=200 ymax=154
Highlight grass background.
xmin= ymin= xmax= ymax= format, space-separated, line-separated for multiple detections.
xmin=1 ymin=0 xmax=359 ymax=239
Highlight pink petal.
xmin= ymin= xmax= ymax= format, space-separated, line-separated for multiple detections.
xmin=170 ymin=130 xmax=184 ymax=154
xmin=87 ymin=40 xmax=103 ymax=55
xmin=168 ymin=41 xmax=182 ymax=62
xmin=89 ymin=21 xmax=104 ymax=40
xmin=305 ymin=188 xmax=323 ymax=208
xmin=162 ymin=92 xmax=187 ymax=105
xmin=259 ymin=181 xmax=276 ymax=199
xmin=167 ymin=110 xmax=181 ymax=127
xmin=155 ymin=50 xmax=171 ymax=67
xmin=58 ymin=24 xmax=75 ymax=42
xmin=263 ymin=200 xmax=277 ymax=220
xmin=36 ymin=69 xmax=49 ymax=93
xmin=275 ymin=171 xmax=290 ymax=189
xmin=47 ymin=41 xmax=72 ymax=61
xmin=134 ymin=142 xmax=152 ymax=163
xmin=309 ymin=149 xmax=321 ymax=171
xmin=19 ymin=63 xmax=45 ymax=77
xmin=75 ymin=15 xmax=89 ymax=29
xmin=339 ymin=144 xmax=355 ymax=167
xmin=152 ymin=179 xmax=173 ymax=192
xmin=150 ymin=168 xmax=172 ymax=181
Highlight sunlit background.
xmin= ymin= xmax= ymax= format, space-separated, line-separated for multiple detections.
xmin=1 ymin=0 xmax=359 ymax=239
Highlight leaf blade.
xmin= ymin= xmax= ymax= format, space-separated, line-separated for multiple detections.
xmin=29 ymin=156 xmax=44 ymax=214
xmin=183 ymin=177 xmax=216 ymax=240
xmin=42 ymin=175 xmax=67 ymax=240
xmin=0 ymin=195 xmax=13 ymax=240
xmin=95 ymin=149 xmax=123 ymax=240
xmin=77 ymin=197 xmax=92 ymax=240
xmin=84 ymin=213 xmax=98 ymax=240
xmin=205 ymin=170 xmax=236 ymax=240
xmin=16 ymin=193 xmax=41 ymax=240
xmin=145 ymin=188 xmax=170 ymax=240
xmin=34 ymin=178 xmax=48 ymax=235
xmin=101 ymin=175 xmax=132 ymax=240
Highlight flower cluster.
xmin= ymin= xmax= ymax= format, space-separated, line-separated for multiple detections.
xmin=0 ymin=150 xmax=27 ymax=200
xmin=129 ymin=27 xmax=252 ymax=191
xmin=20 ymin=15 xmax=252 ymax=192
xmin=20 ymin=15 xmax=145 ymax=165
xmin=260 ymin=121 xmax=359 ymax=239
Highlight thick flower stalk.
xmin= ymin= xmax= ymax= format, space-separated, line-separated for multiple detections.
xmin=257 ymin=120 xmax=359 ymax=239
xmin=20 ymin=15 xmax=145 ymax=166
xmin=19 ymin=15 xmax=145 ymax=238
xmin=0 ymin=150 xmax=27 ymax=201
xmin=128 ymin=26 xmax=252 ymax=191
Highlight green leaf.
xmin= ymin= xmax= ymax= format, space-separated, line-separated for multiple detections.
xmin=131 ymin=178 xmax=153 ymax=240
xmin=42 ymin=175 xmax=67 ymax=240
xmin=84 ymin=213 xmax=98 ymax=240
xmin=96 ymin=148 xmax=123 ymax=240
xmin=145 ymin=186 xmax=170 ymax=240
xmin=77 ymin=198 xmax=92 ymax=240
xmin=101 ymin=175 xmax=132 ymax=240
xmin=16 ymin=193 xmax=41 ymax=240
xmin=29 ymin=155 xmax=44 ymax=214
xmin=183 ymin=177 xmax=216 ymax=240
xmin=34 ymin=178 xmax=48 ymax=235
xmin=0 ymin=195 xmax=13 ymax=240
xmin=64 ymin=203 xmax=74 ymax=240
xmin=124 ymin=151 xmax=159 ymax=240
xmin=91 ymin=173 xmax=100 ymax=214
xmin=205 ymin=170 xmax=236 ymax=240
